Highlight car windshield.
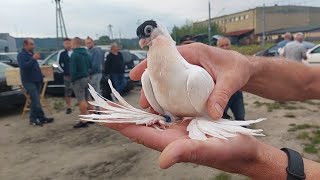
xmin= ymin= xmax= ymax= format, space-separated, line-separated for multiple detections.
xmin=6 ymin=53 xmax=18 ymax=61
xmin=132 ymin=51 xmax=147 ymax=59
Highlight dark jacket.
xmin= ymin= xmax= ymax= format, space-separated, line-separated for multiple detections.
xmin=58 ymin=49 xmax=72 ymax=76
xmin=105 ymin=52 xmax=125 ymax=75
xmin=87 ymin=46 xmax=104 ymax=75
xmin=70 ymin=48 xmax=92 ymax=82
xmin=17 ymin=49 xmax=43 ymax=83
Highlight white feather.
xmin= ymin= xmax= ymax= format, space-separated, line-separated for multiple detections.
xmin=81 ymin=82 xmax=266 ymax=140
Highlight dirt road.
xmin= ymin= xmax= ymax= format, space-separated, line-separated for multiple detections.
xmin=1 ymin=87 xmax=319 ymax=180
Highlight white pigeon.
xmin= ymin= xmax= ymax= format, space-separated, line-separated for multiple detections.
xmin=80 ymin=20 xmax=266 ymax=140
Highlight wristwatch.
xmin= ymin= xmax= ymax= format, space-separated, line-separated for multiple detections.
xmin=281 ymin=148 xmax=306 ymax=180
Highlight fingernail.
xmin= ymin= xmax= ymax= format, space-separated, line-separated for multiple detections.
xmin=214 ymin=103 xmax=223 ymax=116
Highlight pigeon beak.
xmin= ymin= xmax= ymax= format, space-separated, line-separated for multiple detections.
xmin=139 ymin=38 xmax=150 ymax=49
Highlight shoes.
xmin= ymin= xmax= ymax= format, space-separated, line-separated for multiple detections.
xmin=30 ymin=119 xmax=43 ymax=127
xmin=73 ymin=122 xmax=88 ymax=129
xmin=41 ymin=117 xmax=54 ymax=124
xmin=66 ymin=108 xmax=72 ymax=114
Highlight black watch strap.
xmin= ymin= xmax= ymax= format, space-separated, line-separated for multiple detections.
xmin=281 ymin=148 xmax=306 ymax=180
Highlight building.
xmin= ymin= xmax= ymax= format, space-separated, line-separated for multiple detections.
xmin=0 ymin=33 xmax=17 ymax=52
xmin=193 ymin=5 xmax=320 ymax=44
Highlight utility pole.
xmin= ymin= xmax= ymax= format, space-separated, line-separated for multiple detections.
xmin=54 ymin=0 xmax=68 ymax=48
xmin=262 ymin=3 xmax=266 ymax=48
xmin=208 ymin=0 xmax=212 ymax=45
xmin=108 ymin=24 xmax=114 ymax=40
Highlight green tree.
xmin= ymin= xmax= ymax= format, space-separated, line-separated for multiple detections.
xmin=95 ymin=35 xmax=112 ymax=45
xmin=171 ymin=22 xmax=222 ymax=44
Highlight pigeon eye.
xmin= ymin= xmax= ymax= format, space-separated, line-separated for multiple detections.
xmin=144 ymin=25 xmax=153 ymax=36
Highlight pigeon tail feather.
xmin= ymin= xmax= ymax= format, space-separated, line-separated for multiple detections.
xmin=81 ymin=83 xmax=266 ymax=140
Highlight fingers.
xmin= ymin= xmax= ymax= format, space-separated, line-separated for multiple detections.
xmin=139 ymin=89 xmax=150 ymax=109
xmin=207 ymin=74 xmax=238 ymax=120
xmin=130 ymin=59 xmax=147 ymax=81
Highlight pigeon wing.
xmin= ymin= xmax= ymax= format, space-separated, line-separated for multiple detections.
xmin=141 ymin=69 xmax=165 ymax=115
xmin=186 ymin=67 xmax=214 ymax=113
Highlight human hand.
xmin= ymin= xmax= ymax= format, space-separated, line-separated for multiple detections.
xmin=32 ymin=53 xmax=41 ymax=60
xmin=130 ymin=43 xmax=254 ymax=119
xmin=105 ymin=122 xmax=286 ymax=178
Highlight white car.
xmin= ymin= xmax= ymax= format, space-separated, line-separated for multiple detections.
xmin=306 ymin=44 xmax=320 ymax=65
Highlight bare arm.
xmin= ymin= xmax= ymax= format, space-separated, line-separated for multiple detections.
xmin=244 ymin=56 xmax=320 ymax=101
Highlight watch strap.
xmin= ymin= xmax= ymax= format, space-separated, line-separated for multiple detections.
xmin=281 ymin=148 xmax=306 ymax=180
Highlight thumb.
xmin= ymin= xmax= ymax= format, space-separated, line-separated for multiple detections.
xmin=159 ymin=139 xmax=204 ymax=169
xmin=207 ymin=74 xmax=238 ymax=120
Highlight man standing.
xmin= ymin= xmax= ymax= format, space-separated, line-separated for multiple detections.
xmin=58 ymin=38 xmax=73 ymax=114
xmin=70 ymin=37 xmax=92 ymax=128
xmin=282 ymin=32 xmax=307 ymax=63
xmin=85 ymin=37 xmax=104 ymax=93
xmin=277 ymin=32 xmax=292 ymax=50
xmin=217 ymin=37 xmax=245 ymax=120
xmin=105 ymin=43 xmax=126 ymax=94
xmin=17 ymin=39 xmax=54 ymax=126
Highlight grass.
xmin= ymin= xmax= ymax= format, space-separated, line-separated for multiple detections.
xmin=296 ymin=132 xmax=309 ymax=139
xmin=232 ymin=43 xmax=275 ymax=55
xmin=303 ymin=100 xmax=320 ymax=106
xmin=304 ymin=145 xmax=318 ymax=154
xmin=254 ymin=101 xmax=305 ymax=112
xmin=288 ymin=124 xmax=314 ymax=132
xmin=284 ymin=113 xmax=296 ymax=118
xmin=213 ymin=173 xmax=231 ymax=180
xmin=53 ymin=100 xmax=64 ymax=112
xmin=289 ymin=123 xmax=320 ymax=154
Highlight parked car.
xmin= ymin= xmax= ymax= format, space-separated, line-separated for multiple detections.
xmin=41 ymin=49 xmax=138 ymax=95
xmin=0 ymin=52 xmax=19 ymax=67
xmin=130 ymin=50 xmax=147 ymax=60
xmin=254 ymin=45 xmax=280 ymax=57
xmin=255 ymin=41 xmax=316 ymax=57
xmin=0 ymin=62 xmax=25 ymax=106
xmin=306 ymin=44 xmax=320 ymax=65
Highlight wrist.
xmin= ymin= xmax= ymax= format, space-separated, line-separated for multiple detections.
xmin=241 ymin=141 xmax=288 ymax=180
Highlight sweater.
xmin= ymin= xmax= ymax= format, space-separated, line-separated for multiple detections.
xmin=70 ymin=48 xmax=92 ymax=82
xmin=105 ymin=52 xmax=125 ymax=75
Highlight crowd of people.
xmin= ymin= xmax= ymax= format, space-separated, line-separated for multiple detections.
xmin=18 ymin=37 xmax=126 ymax=128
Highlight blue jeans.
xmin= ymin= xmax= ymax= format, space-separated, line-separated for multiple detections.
xmin=23 ymin=82 xmax=45 ymax=122
xmin=89 ymin=73 xmax=102 ymax=94
xmin=110 ymin=73 xmax=127 ymax=94
xmin=224 ymin=91 xmax=245 ymax=120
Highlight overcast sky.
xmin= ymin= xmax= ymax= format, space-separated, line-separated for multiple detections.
xmin=1 ymin=0 xmax=319 ymax=39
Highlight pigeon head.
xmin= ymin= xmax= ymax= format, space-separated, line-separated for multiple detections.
xmin=136 ymin=20 xmax=171 ymax=48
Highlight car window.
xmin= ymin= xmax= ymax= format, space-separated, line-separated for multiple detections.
xmin=0 ymin=63 xmax=10 ymax=77
xmin=47 ymin=52 xmax=58 ymax=65
xmin=311 ymin=47 xmax=320 ymax=54
xmin=268 ymin=46 xmax=278 ymax=53
xmin=131 ymin=54 xmax=139 ymax=61
xmin=0 ymin=55 xmax=11 ymax=62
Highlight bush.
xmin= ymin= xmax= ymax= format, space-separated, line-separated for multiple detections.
xmin=232 ymin=43 xmax=275 ymax=55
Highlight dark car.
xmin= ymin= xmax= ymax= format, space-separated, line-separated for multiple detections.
xmin=0 ymin=62 xmax=25 ymax=107
xmin=41 ymin=49 xmax=138 ymax=95
xmin=254 ymin=45 xmax=280 ymax=57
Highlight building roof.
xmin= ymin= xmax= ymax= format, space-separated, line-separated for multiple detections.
xmin=262 ymin=25 xmax=320 ymax=35
xmin=226 ymin=29 xmax=254 ymax=36
xmin=193 ymin=5 xmax=320 ymax=25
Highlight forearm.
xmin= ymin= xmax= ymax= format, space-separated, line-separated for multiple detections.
xmin=244 ymin=56 xmax=320 ymax=101
xmin=241 ymin=141 xmax=320 ymax=180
